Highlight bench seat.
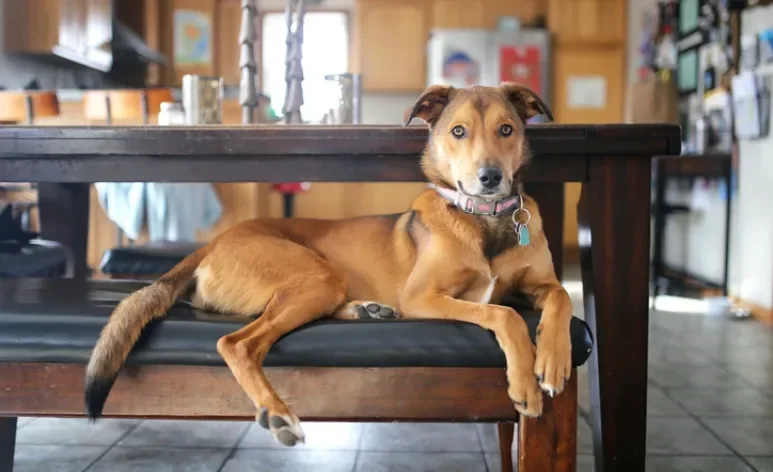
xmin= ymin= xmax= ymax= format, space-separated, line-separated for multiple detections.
xmin=0 ymin=279 xmax=593 ymax=369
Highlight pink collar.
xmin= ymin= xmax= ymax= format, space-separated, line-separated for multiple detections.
xmin=431 ymin=184 xmax=521 ymax=217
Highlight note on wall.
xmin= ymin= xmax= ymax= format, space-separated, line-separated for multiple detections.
xmin=567 ymin=76 xmax=607 ymax=109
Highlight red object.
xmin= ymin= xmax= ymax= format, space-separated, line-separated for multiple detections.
xmin=271 ymin=182 xmax=311 ymax=194
xmin=499 ymin=45 xmax=542 ymax=95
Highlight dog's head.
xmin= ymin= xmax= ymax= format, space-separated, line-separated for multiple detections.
xmin=403 ymin=83 xmax=552 ymax=198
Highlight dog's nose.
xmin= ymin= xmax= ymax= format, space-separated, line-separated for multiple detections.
xmin=478 ymin=166 xmax=503 ymax=189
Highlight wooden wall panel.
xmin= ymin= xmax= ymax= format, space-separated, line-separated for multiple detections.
xmin=553 ymin=46 xmax=626 ymax=248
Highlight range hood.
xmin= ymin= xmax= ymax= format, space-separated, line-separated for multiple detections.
xmin=111 ymin=21 xmax=166 ymax=66
xmin=45 ymin=21 xmax=165 ymax=73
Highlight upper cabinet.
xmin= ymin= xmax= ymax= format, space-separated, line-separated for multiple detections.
xmin=1 ymin=0 xmax=113 ymax=71
xmin=430 ymin=0 xmax=485 ymax=29
xmin=352 ymin=0 xmax=429 ymax=93
xmin=547 ymin=0 xmax=625 ymax=45
xmin=483 ymin=0 xmax=546 ymax=29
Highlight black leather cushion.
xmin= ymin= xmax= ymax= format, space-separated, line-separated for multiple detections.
xmin=0 ymin=279 xmax=594 ymax=368
xmin=99 ymin=242 xmax=203 ymax=275
xmin=0 ymin=243 xmax=68 ymax=278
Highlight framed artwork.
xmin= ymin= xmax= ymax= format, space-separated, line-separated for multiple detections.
xmin=174 ymin=9 xmax=213 ymax=67
xmin=678 ymin=48 xmax=699 ymax=96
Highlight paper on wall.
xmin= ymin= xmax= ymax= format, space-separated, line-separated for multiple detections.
xmin=567 ymin=76 xmax=607 ymax=109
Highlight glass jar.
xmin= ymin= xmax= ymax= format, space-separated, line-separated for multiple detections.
xmin=158 ymin=102 xmax=185 ymax=126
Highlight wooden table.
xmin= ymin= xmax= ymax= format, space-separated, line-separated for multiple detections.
xmin=0 ymin=124 xmax=681 ymax=472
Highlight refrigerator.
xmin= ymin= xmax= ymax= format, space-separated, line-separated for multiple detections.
xmin=427 ymin=28 xmax=552 ymax=122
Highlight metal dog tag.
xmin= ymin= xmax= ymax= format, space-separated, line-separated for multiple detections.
xmin=519 ymin=225 xmax=531 ymax=246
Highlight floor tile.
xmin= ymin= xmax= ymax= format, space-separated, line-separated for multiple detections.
xmin=578 ymin=417 xmax=593 ymax=454
xmin=88 ymin=447 xmax=230 ymax=472
xmin=118 ymin=420 xmax=248 ymax=448
xmin=360 ymin=422 xmax=480 ymax=452
xmin=722 ymin=361 xmax=773 ymax=392
xmin=646 ymin=418 xmax=731 ymax=455
xmin=500 ymin=453 xmax=593 ymax=472
xmin=747 ymin=457 xmax=773 ymax=472
xmin=239 ymin=421 xmax=362 ymax=450
xmin=703 ymin=418 xmax=773 ymax=456
xmin=667 ymin=388 xmax=773 ymax=417
xmin=647 ymin=387 xmax=688 ymax=417
xmin=13 ymin=445 xmax=105 ymax=472
xmin=16 ymin=417 xmax=35 ymax=429
xmin=475 ymin=423 xmax=501 ymax=453
xmin=578 ymin=455 xmax=595 ymax=472
xmin=223 ymin=449 xmax=356 ymax=472
xmin=645 ymin=456 xmax=754 ymax=472
xmin=648 ymin=342 xmax=712 ymax=366
xmin=16 ymin=418 xmax=138 ymax=446
xmin=358 ymin=452 xmax=486 ymax=472
xmin=649 ymin=363 xmax=739 ymax=388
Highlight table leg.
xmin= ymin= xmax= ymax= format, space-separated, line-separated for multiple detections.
xmin=524 ymin=183 xmax=565 ymax=281
xmin=578 ymin=156 xmax=651 ymax=472
xmin=0 ymin=417 xmax=17 ymax=472
xmin=37 ymin=183 xmax=90 ymax=278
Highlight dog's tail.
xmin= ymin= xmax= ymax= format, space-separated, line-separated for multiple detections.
xmin=84 ymin=244 xmax=211 ymax=419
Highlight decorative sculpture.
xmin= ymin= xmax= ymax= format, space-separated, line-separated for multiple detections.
xmin=282 ymin=0 xmax=306 ymax=124
xmin=239 ymin=0 xmax=259 ymax=124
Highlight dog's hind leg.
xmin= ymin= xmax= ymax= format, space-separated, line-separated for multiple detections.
xmin=212 ymin=244 xmax=346 ymax=447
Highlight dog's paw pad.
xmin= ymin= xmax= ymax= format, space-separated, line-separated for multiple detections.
xmin=356 ymin=302 xmax=399 ymax=320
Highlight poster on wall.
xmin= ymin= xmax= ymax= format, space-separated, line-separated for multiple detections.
xmin=441 ymin=51 xmax=480 ymax=88
xmin=174 ymin=9 xmax=213 ymax=67
xmin=499 ymin=45 xmax=542 ymax=96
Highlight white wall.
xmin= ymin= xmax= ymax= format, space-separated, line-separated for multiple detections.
xmin=728 ymin=5 xmax=773 ymax=307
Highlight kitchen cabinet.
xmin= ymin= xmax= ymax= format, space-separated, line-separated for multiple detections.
xmin=352 ymin=0 xmax=429 ymax=92
xmin=547 ymin=0 xmax=625 ymax=45
xmin=430 ymin=0 xmax=485 ymax=29
xmin=216 ymin=0 xmax=242 ymax=86
xmin=483 ymin=0 xmax=546 ymax=28
xmin=1 ymin=0 xmax=113 ymax=71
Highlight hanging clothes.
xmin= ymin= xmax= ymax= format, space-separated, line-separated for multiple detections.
xmin=95 ymin=183 xmax=222 ymax=243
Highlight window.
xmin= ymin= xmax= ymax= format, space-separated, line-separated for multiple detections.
xmin=261 ymin=11 xmax=349 ymax=123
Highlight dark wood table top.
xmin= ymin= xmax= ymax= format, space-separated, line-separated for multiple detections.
xmin=0 ymin=124 xmax=681 ymax=183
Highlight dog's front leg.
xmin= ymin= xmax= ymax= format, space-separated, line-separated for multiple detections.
xmin=400 ymin=267 xmax=543 ymax=417
xmin=517 ymin=251 xmax=573 ymax=397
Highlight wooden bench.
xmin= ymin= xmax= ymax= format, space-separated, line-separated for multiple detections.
xmin=0 ymin=124 xmax=681 ymax=472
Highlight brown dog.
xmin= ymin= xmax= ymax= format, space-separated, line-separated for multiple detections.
xmin=84 ymin=82 xmax=573 ymax=447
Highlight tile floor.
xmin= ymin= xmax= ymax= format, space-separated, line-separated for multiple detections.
xmin=11 ymin=268 xmax=773 ymax=471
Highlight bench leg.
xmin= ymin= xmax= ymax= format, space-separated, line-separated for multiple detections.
xmin=498 ymin=423 xmax=515 ymax=472
xmin=518 ymin=372 xmax=578 ymax=472
xmin=0 ymin=417 xmax=17 ymax=472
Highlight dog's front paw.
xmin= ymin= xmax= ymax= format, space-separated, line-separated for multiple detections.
xmin=534 ymin=322 xmax=572 ymax=398
xmin=258 ymin=407 xmax=305 ymax=447
xmin=508 ymin=361 xmax=543 ymax=418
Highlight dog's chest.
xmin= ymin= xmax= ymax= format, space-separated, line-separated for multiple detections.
xmin=480 ymin=217 xmax=521 ymax=261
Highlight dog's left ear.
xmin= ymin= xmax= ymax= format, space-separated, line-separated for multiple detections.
xmin=501 ymin=82 xmax=554 ymax=122
xmin=402 ymin=85 xmax=455 ymax=127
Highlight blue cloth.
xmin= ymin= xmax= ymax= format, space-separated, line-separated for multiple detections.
xmin=95 ymin=183 xmax=222 ymax=242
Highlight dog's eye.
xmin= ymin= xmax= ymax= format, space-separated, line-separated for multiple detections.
xmin=451 ymin=125 xmax=466 ymax=139
xmin=499 ymin=124 xmax=513 ymax=137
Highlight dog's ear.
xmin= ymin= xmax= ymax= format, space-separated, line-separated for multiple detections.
xmin=501 ymin=82 xmax=554 ymax=122
xmin=402 ymin=85 xmax=455 ymax=127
